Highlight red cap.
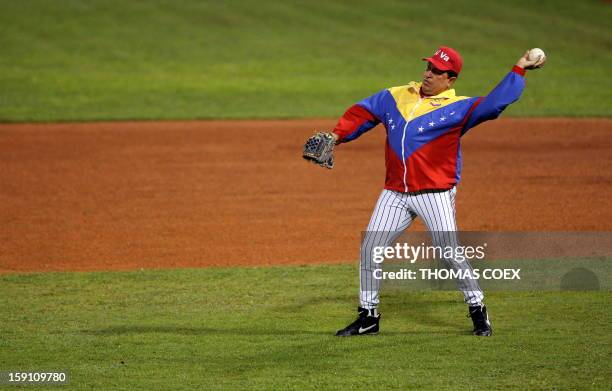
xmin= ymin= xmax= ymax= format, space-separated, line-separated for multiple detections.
xmin=422 ymin=46 xmax=463 ymax=74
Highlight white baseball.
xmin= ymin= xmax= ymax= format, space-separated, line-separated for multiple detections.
xmin=528 ymin=48 xmax=546 ymax=62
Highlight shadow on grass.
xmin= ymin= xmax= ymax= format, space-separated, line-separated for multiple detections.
xmin=81 ymin=293 xmax=472 ymax=337
xmin=80 ymin=325 xmax=466 ymax=337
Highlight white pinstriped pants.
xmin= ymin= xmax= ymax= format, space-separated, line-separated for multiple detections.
xmin=360 ymin=188 xmax=484 ymax=308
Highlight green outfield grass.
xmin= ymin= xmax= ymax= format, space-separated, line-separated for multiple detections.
xmin=0 ymin=0 xmax=610 ymax=122
xmin=1 ymin=264 xmax=609 ymax=390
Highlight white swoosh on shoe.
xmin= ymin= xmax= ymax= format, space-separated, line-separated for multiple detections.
xmin=358 ymin=324 xmax=376 ymax=334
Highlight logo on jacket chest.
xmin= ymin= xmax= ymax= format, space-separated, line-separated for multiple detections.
xmin=430 ymin=99 xmax=444 ymax=107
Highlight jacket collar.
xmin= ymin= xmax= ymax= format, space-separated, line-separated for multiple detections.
xmin=407 ymin=81 xmax=456 ymax=99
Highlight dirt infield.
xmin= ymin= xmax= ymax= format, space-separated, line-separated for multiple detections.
xmin=1 ymin=118 xmax=611 ymax=273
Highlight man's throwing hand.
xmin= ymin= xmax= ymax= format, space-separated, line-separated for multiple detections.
xmin=516 ymin=49 xmax=546 ymax=70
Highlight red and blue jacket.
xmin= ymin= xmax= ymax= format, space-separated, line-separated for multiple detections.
xmin=333 ymin=66 xmax=527 ymax=192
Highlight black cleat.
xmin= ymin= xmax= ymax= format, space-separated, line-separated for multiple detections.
xmin=335 ymin=307 xmax=381 ymax=336
xmin=468 ymin=304 xmax=493 ymax=336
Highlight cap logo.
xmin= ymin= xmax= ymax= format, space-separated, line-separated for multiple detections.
xmin=436 ymin=49 xmax=450 ymax=62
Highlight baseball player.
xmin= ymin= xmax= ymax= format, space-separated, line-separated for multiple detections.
xmin=308 ymin=47 xmax=545 ymax=337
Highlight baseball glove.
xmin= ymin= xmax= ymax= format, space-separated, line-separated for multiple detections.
xmin=302 ymin=131 xmax=336 ymax=169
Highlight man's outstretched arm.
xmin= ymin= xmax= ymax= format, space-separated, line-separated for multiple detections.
xmin=462 ymin=51 xmax=546 ymax=134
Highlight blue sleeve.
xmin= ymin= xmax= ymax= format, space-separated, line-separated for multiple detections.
xmin=331 ymin=89 xmax=389 ymax=143
xmin=333 ymin=104 xmax=380 ymax=143
xmin=357 ymin=89 xmax=391 ymax=123
xmin=462 ymin=69 xmax=525 ymax=134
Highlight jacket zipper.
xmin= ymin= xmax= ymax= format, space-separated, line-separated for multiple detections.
xmin=401 ymin=97 xmax=424 ymax=192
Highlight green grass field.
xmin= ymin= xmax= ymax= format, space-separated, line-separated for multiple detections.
xmin=0 ymin=0 xmax=610 ymax=121
xmin=1 ymin=265 xmax=610 ymax=390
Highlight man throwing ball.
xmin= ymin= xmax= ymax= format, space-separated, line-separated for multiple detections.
xmin=304 ymin=47 xmax=545 ymax=337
